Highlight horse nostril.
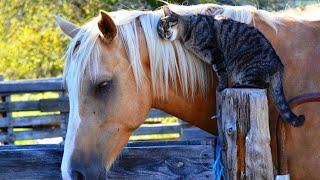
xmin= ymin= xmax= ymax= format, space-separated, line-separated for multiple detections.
xmin=71 ymin=170 xmax=85 ymax=180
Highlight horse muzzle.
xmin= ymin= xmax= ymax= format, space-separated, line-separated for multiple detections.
xmin=62 ymin=152 xmax=107 ymax=180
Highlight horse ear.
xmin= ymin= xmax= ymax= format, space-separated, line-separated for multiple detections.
xmin=98 ymin=10 xmax=117 ymax=43
xmin=163 ymin=5 xmax=173 ymax=16
xmin=53 ymin=15 xmax=79 ymax=38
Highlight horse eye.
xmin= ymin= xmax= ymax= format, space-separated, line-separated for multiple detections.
xmin=98 ymin=81 xmax=109 ymax=89
xmin=96 ymin=80 xmax=112 ymax=94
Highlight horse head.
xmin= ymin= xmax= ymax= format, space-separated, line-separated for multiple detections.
xmin=55 ymin=11 xmax=153 ymax=179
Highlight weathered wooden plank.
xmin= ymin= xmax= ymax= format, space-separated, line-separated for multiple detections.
xmin=180 ymin=127 xmax=215 ymax=141
xmin=216 ymin=89 xmax=273 ymax=180
xmin=0 ymin=123 xmax=179 ymax=141
xmin=132 ymin=124 xmax=180 ymax=136
xmin=0 ymin=114 xmax=68 ymax=128
xmin=0 ymin=77 xmax=63 ymax=94
xmin=0 ymin=101 xmax=40 ymax=112
xmin=39 ymin=97 xmax=69 ymax=112
xmin=0 ymin=148 xmax=63 ymax=179
xmin=0 ymin=100 xmax=171 ymax=119
xmin=0 ymin=128 xmax=66 ymax=142
xmin=0 ymin=143 xmax=215 ymax=179
xmin=0 ymin=97 xmax=69 ymax=112
xmin=0 ymin=98 xmax=69 ymax=112
xmin=108 ymin=145 xmax=215 ymax=179
xmin=0 ymin=140 xmax=216 ymax=150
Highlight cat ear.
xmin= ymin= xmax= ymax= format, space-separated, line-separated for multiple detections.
xmin=98 ymin=10 xmax=117 ymax=44
xmin=162 ymin=5 xmax=173 ymax=16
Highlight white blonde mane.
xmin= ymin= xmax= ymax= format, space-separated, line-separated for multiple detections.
xmin=64 ymin=4 xmax=283 ymax=114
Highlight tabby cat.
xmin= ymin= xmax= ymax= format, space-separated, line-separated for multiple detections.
xmin=157 ymin=6 xmax=304 ymax=127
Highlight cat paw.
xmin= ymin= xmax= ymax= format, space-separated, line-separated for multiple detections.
xmin=217 ymin=84 xmax=227 ymax=92
xmin=217 ymin=86 xmax=225 ymax=92
xmin=290 ymin=115 xmax=305 ymax=127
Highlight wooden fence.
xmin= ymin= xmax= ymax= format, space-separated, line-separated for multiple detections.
xmin=0 ymin=76 xmax=213 ymax=144
xmin=0 ymin=76 xmax=274 ymax=179
xmin=0 ymin=140 xmax=217 ymax=179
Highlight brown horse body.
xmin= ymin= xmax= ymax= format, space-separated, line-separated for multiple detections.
xmin=55 ymin=4 xmax=320 ymax=179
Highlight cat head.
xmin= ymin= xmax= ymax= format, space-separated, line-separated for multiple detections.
xmin=157 ymin=6 xmax=180 ymax=41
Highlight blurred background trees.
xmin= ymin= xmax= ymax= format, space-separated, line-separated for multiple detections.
xmin=0 ymin=0 xmax=317 ymax=80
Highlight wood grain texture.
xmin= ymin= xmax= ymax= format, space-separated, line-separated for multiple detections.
xmin=0 ymin=99 xmax=170 ymax=117
xmin=0 ymin=141 xmax=216 ymax=179
xmin=0 ymin=114 xmax=67 ymax=128
xmin=0 ymin=77 xmax=63 ymax=94
xmin=0 ymin=128 xmax=66 ymax=142
xmin=0 ymin=124 xmax=183 ymax=141
xmin=216 ymin=89 xmax=273 ymax=180
xmin=180 ymin=127 xmax=215 ymax=141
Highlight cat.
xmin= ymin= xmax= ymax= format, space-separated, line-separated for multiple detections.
xmin=157 ymin=6 xmax=305 ymax=127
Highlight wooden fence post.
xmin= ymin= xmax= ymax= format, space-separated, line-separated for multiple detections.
xmin=0 ymin=75 xmax=14 ymax=144
xmin=216 ymin=89 xmax=273 ymax=179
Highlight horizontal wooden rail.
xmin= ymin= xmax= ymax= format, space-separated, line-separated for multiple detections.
xmin=0 ymin=97 xmax=171 ymax=117
xmin=0 ymin=128 xmax=65 ymax=142
xmin=132 ymin=124 xmax=181 ymax=136
xmin=0 ymin=124 xmax=181 ymax=141
xmin=0 ymin=114 xmax=67 ymax=128
xmin=0 ymin=98 xmax=69 ymax=113
xmin=0 ymin=140 xmax=216 ymax=179
xmin=0 ymin=77 xmax=63 ymax=94
xmin=0 ymin=140 xmax=215 ymax=150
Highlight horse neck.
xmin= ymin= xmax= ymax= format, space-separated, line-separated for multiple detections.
xmin=136 ymin=23 xmax=217 ymax=134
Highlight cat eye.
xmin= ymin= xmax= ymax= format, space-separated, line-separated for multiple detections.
xmin=169 ymin=21 xmax=177 ymax=27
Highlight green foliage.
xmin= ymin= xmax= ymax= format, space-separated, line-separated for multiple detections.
xmin=0 ymin=0 xmax=70 ymax=79
xmin=0 ymin=0 xmax=174 ymax=80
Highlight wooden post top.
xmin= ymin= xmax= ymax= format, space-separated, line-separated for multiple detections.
xmin=216 ymin=88 xmax=273 ymax=180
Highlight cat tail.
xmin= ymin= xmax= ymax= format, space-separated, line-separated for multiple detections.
xmin=269 ymin=71 xmax=305 ymax=127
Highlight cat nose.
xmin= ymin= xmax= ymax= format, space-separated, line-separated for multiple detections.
xmin=165 ymin=33 xmax=172 ymax=39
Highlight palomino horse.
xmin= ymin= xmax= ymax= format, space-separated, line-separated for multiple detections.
xmin=55 ymin=4 xmax=320 ymax=179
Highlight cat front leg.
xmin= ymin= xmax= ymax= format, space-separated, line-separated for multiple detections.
xmin=212 ymin=60 xmax=228 ymax=92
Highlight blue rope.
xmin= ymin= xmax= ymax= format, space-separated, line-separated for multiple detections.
xmin=213 ymin=138 xmax=225 ymax=180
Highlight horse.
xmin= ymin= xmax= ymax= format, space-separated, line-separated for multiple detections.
xmin=54 ymin=3 xmax=320 ymax=179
